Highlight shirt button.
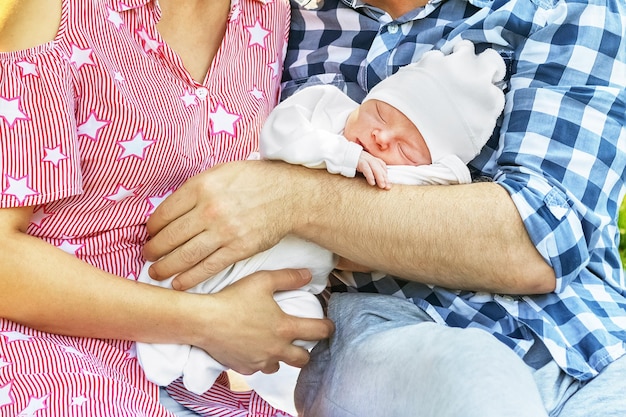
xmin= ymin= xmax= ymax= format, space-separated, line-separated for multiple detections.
xmin=196 ymin=87 xmax=209 ymax=100
xmin=387 ymin=24 xmax=399 ymax=34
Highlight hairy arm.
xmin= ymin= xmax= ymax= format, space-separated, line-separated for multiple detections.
xmin=144 ymin=160 xmax=555 ymax=294
xmin=299 ymin=166 xmax=555 ymax=293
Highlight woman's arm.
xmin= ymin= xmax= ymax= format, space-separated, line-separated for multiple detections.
xmin=143 ymin=160 xmax=555 ymax=295
xmin=0 ymin=206 xmax=193 ymax=341
xmin=0 ymin=205 xmax=333 ymax=374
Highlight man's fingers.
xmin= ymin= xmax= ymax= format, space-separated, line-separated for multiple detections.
xmin=145 ymin=184 xmax=195 ymax=237
xmin=147 ymin=232 xmax=221 ymax=282
xmin=143 ymin=214 xmax=203 ymax=263
xmin=170 ymin=246 xmax=242 ymax=290
xmin=143 ymin=186 xmax=202 ymax=262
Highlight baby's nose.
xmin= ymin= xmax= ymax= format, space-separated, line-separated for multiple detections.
xmin=373 ymin=129 xmax=390 ymax=149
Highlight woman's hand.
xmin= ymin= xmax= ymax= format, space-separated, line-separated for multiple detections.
xmin=191 ymin=268 xmax=334 ymax=375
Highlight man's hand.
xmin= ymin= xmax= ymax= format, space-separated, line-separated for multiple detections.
xmin=357 ymin=152 xmax=390 ymax=190
xmin=191 ymin=269 xmax=334 ymax=375
xmin=143 ymin=160 xmax=308 ymax=290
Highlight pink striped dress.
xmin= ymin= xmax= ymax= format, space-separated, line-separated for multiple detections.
xmin=0 ymin=0 xmax=291 ymax=415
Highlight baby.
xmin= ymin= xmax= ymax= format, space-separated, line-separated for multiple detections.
xmin=137 ymin=39 xmax=506 ymax=416
xmin=261 ymin=39 xmax=506 ymax=189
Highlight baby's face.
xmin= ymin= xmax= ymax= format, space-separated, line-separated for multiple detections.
xmin=344 ymin=99 xmax=431 ymax=166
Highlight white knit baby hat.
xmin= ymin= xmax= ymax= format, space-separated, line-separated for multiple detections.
xmin=364 ymin=40 xmax=506 ymax=164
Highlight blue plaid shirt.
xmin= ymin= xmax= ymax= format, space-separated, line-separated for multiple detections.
xmin=283 ymin=0 xmax=626 ymax=381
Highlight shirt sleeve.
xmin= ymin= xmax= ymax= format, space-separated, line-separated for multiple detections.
xmin=260 ymin=85 xmax=363 ymax=178
xmin=492 ymin=1 xmax=626 ymax=292
xmin=0 ymin=46 xmax=82 ymax=208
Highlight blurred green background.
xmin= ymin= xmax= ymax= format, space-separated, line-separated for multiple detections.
xmin=617 ymin=199 xmax=626 ymax=266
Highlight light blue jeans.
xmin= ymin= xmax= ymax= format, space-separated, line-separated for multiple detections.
xmin=295 ymin=293 xmax=626 ymax=417
xmin=161 ymin=292 xmax=626 ymax=416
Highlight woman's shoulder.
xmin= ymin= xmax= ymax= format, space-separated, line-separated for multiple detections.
xmin=0 ymin=0 xmax=62 ymax=52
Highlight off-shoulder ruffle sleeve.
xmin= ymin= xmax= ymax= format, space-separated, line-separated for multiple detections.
xmin=0 ymin=44 xmax=82 ymax=208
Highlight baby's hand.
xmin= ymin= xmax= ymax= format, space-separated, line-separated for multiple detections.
xmin=357 ymin=152 xmax=390 ymax=189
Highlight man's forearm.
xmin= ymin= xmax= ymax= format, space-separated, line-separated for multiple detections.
xmin=144 ymin=160 xmax=555 ymax=294
xmin=293 ymin=166 xmax=556 ymax=295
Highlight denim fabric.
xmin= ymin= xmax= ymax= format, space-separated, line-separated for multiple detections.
xmin=295 ymin=293 xmax=548 ymax=417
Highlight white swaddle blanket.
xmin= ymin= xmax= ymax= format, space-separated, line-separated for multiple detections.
xmin=136 ymin=235 xmax=335 ymax=414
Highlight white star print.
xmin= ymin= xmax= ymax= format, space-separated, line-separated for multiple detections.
xmin=69 ymin=44 xmax=95 ymax=70
xmin=0 ymin=357 xmax=11 ymax=369
xmin=61 ymin=346 xmax=84 ymax=356
xmin=245 ymin=20 xmax=270 ymax=48
xmin=114 ymin=71 xmax=125 ymax=83
xmin=118 ymin=2 xmax=132 ymax=11
xmin=71 ymin=395 xmax=89 ymax=407
xmin=136 ymin=27 xmax=163 ymax=53
xmin=180 ymin=91 xmax=197 ymax=107
xmin=42 ymin=146 xmax=68 ymax=167
xmin=17 ymin=393 xmax=49 ymax=417
xmin=127 ymin=271 xmax=138 ymax=281
xmin=210 ymin=103 xmax=241 ymax=136
xmin=82 ymin=369 xmax=102 ymax=378
xmin=77 ymin=112 xmax=110 ymax=141
xmin=229 ymin=2 xmax=242 ymax=22
xmin=105 ymin=184 xmax=138 ymax=202
xmin=250 ymin=86 xmax=264 ymax=100
xmin=16 ymin=60 xmax=39 ymax=77
xmin=107 ymin=7 xmax=124 ymax=29
xmin=117 ymin=131 xmax=155 ymax=160
xmin=2 ymin=175 xmax=39 ymax=204
xmin=0 ymin=96 xmax=29 ymax=128
xmin=0 ymin=381 xmax=14 ymax=408
xmin=125 ymin=343 xmax=137 ymax=360
xmin=0 ymin=331 xmax=33 ymax=343
xmin=268 ymin=59 xmax=280 ymax=78
xmin=57 ymin=240 xmax=84 ymax=256
xmin=146 ymin=191 xmax=173 ymax=216
xmin=30 ymin=206 xmax=53 ymax=228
